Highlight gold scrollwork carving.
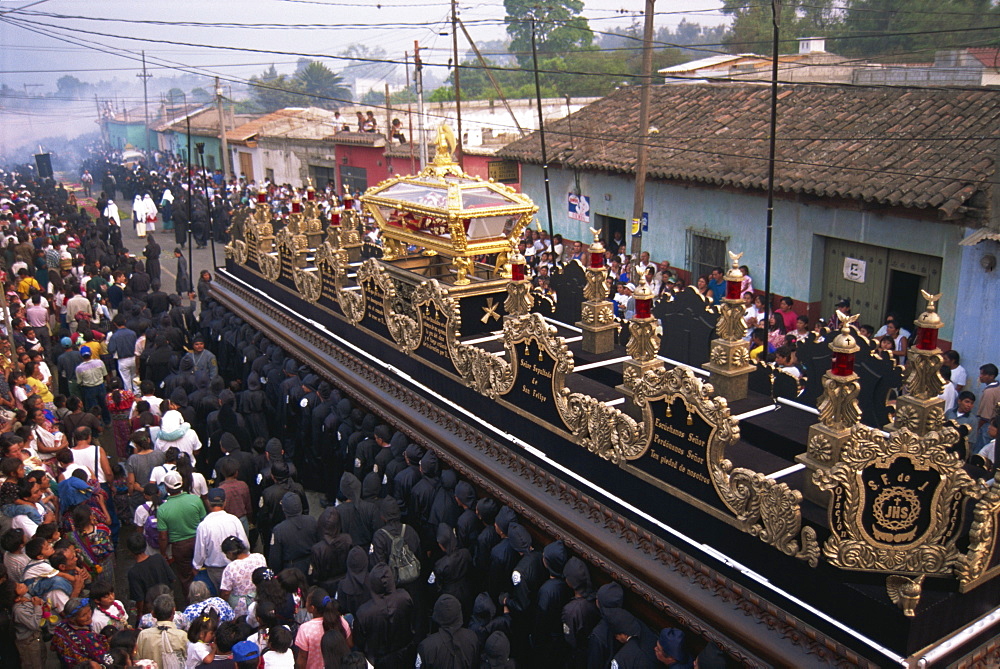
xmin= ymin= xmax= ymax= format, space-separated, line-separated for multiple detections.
xmin=814 ymin=423 xmax=971 ymax=575
xmin=807 ymin=433 xmax=832 ymax=462
xmin=504 ymin=281 xmax=533 ymax=317
xmin=561 ymin=391 xmax=647 ymax=464
xmin=357 ymin=260 xmax=421 ymax=353
xmin=412 ymin=278 xmax=513 ymax=398
xmin=630 ymin=366 xmax=819 ymax=565
xmin=626 ymin=319 xmax=659 ymax=363
xmin=224 ymin=240 xmax=248 ymax=266
xmin=817 ymin=374 xmax=861 ymax=431
xmin=723 ymin=468 xmax=821 ymax=567
xmin=906 ymin=349 xmax=945 ymax=401
xmin=956 ymin=483 xmax=1000 ymax=592
xmin=584 ymin=267 xmax=606 ymax=302
xmin=293 ymin=267 xmax=323 ymax=304
xmin=715 ymin=299 xmax=747 ymax=342
xmin=259 ymin=252 xmax=281 ymax=282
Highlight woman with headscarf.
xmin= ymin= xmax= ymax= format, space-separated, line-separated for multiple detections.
xmin=143 ymin=193 xmax=158 ymax=233
xmin=154 ymin=409 xmax=201 ymax=463
xmin=335 ymin=546 xmax=371 ymax=617
xmin=51 ymin=597 xmax=113 ymax=667
xmin=103 ymin=199 xmax=120 ymax=226
xmin=132 ymin=193 xmax=146 ymax=237
xmin=160 ymin=186 xmax=175 ymax=231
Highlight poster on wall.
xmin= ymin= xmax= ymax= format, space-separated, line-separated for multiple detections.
xmin=568 ymin=193 xmax=590 ymax=223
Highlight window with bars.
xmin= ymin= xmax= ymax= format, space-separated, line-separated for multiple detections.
xmin=686 ymin=228 xmax=729 ymax=281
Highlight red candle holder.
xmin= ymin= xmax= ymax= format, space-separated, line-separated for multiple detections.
xmin=256 ymin=190 xmax=267 ymax=204
xmin=590 ymin=252 xmax=604 ymax=269
xmin=511 ymin=261 xmax=525 ymax=282
xmin=915 ymin=326 xmax=938 ymax=351
xmin=831 ymin=351 xmax=855 ymax=377
xmin=291 ymin=199 xmax=302 ymax=214
xmin=726 ymin=279 xmax=742 ymax=301
xmin=329 ymin=212 xmax=341 ymax=226
xmin=306 ymin=187 xmax=316 ymax=201
xmin=635 ymin=296 xmax=652 ymax=319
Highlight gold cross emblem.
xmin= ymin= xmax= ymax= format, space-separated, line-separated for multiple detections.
xmin=481 ymin=297 xmax=500 ymax=324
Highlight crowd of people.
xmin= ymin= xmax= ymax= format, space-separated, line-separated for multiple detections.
xmin=514 ymin=228 xmax=997 ymax=474
xmin=0 ymin=155 xmax=729 ymax=668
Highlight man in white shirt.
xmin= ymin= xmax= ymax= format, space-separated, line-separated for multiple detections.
xmin=130 ymin=379 xmax=164 ymax=419
xmin=943 ymin=350 xmax=967 ymax=392
xmin=192 ymin=488 xmax=248 ymax=591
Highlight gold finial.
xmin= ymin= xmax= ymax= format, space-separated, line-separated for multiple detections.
xmin=915 ymin=289 xmax=943 ymax=330
xmin=830 ymin=313 xmax=861 ymax=354
xmin=724 ymin=250 xmax=744 ymax=283
xmin=633 ymin=273 xmax=654 ymax=302
xmin=587 ymin=227 xmax=605 ymax=256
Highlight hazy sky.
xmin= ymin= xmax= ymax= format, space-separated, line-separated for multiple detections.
xmin=0 ymin=0 xmax=727 ymax=153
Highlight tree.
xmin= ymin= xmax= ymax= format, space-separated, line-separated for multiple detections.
xmin=504 ymin=0 xmax=593 ymax=66
xmin=295 ymin=62 xmax=351 ymax=108
xmin=839 ymin=0 xmax=994 ymax=58
xmin=55 ymin=75 xmax=89 ymax=99
xmin=190 ymin=87 xmax=213 ymax=103
xmin=248 ymin=65 xmax=305 ymax=112
xmin=721 ymin=0 xmax=841 ymax=54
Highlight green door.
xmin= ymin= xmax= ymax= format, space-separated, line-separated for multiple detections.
xmin=820 ymin=238 xmax=888 ymax=327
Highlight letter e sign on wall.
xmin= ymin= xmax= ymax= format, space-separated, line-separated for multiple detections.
xmin=843 ymin=257 xmax=866 ymax=283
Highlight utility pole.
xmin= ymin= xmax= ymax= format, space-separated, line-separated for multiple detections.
xmin=137 ymin=51 xmax=153 ymax=153
xmin=531 ymin=17 xmax=556 ymax=260
xmin=215 ymin=77 xmax=231 ymax=190
xmin=451 ymin=0 xmax=463 ymax=165
xmin=405 ymin=51 xmax=416 ymax=174
xmin=385 ymin=83 xmax=392 ymax=143
xmin=629 ymin=0 xmax=656 ymax=259
xmin=414 ymin=40 xmax=427 ymax=168
xmin=764 ymin=0 xmax=782 ymax=314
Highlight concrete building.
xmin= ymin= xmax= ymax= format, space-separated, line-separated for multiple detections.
xmin=660 ymin=37 xmax=856 ymax=84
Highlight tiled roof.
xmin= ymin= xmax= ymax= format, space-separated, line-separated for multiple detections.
xmin=497 ymin=83 xmax=999 ymax=219
xmin=968 ymin=48 xmax=1000 ymax=69
xmin=227 ymin=107 xmax=346 ymax=143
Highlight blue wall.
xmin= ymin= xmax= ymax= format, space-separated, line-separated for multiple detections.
xmin=520 ymin=164 xmax=971 ymax=347
xmin=952 ymin=239 xmax=1000 ymax=399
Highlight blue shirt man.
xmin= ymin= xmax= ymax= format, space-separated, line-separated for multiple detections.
xmin=707 ymin=267 xmax=726 ymax=306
